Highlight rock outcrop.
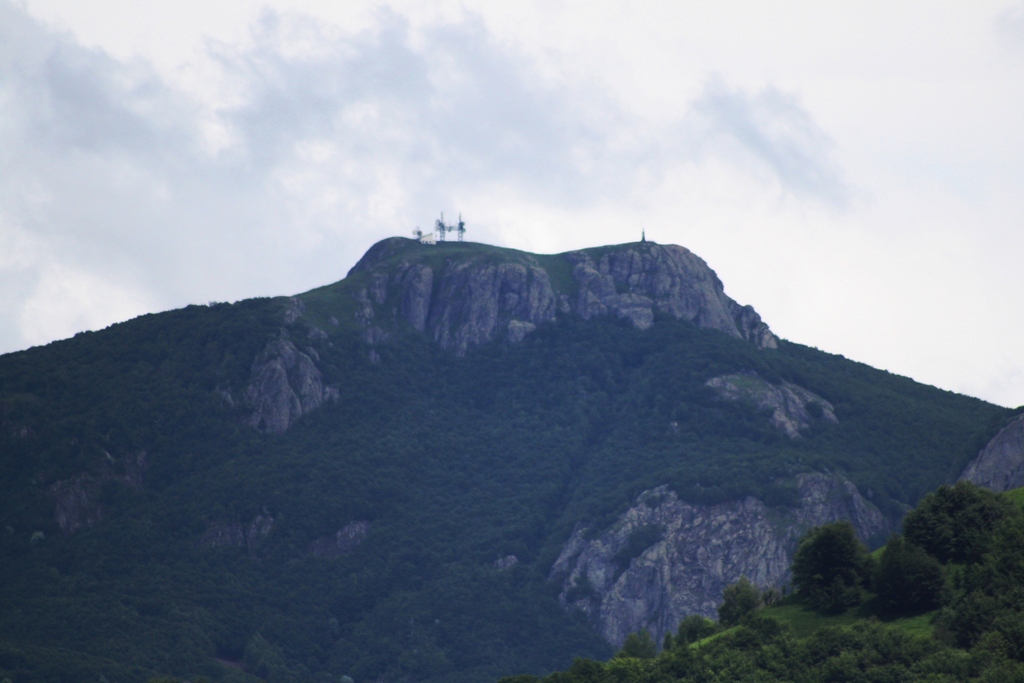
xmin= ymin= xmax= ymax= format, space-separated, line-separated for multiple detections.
xmin=308 ymin=521 xmax=371 ymax=558
xmin=345 ymin=239 xmax=776 ymax=355
xmin=706 ymin=373 xmax=837 ymax=438
xmin=494 ymin=555 xmax=520 ymax=570
xmin=199 ymin=515 xmax=275 ymax=556
xmin=550 ymin=473 xmax=886 ymax=647
xmin=244 ymin=337 xmax=339 ymax=434
xmin=49 ymin=451 xmax=146 ymax=534
xmin=959 ymin=414 xmax=1024 ymax=492
xmin=248 ymin=239 xmax=776 ymax=431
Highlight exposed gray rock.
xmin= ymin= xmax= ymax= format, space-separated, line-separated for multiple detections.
xmin=345 ymin=238 xmax=777 ymax=354
xmin=507 ymin=320 xmax=537 ymax=343
xmin=706 ymin=373 xmax=837 ymax=438
xmin=550 ymin=473 xmax=886 ymax=647
xmin=50 ymin=476 xmax=105 ymax=534
xmin=570 ymin=245 xmax=777 ymax=347
xmin=49 ymin=451 xmax=146 ymax=534
xmin=959 ymin=414 xmax=1024 ymax=492
xmin=244 ymin=337 xmax=338 ymax=434
xmin=495 ymin=555 xmax=520 ymax=570
xmin=361 ymin=326 xmax=388 ymax=345
xmin=397 ymin=263 xmax=434 ymax=332
xmin=200 ymin=515 xmax=275 ymax=555
xmin=218 ymin=388 xmax=236 ymax=409
xmin=11 ymin=425 xmax=33 ymax=438
xmin=283 ymin=297 xmax=305 ymax=325
xmin=428 ymin=261 xmax=558 ymax=355
xmin=308 ymin=521 xmax=371 ymax=558
xmin=729 ymin=301 xmax=779 ymax=350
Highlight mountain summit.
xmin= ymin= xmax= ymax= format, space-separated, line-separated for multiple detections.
xmin=337 ymin=238 xmax=776 ymax=355
xmin=0 ymin=237 xmax=1008 ymax=683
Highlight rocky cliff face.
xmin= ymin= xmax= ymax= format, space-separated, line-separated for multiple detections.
xmin=550 ymin=473 xmax=886 ymax=647
xmin=244 ymin=336 xmax=339 ymax=434
xmin=706 ymin=373 xmax=838 ymax=439
xmin=959 ymin=414 xmax=1024 ymax=492
xmin=241 ymin=239 xmax=776 ymax=433
xmin=49 ymin=451 xmax=146 ymax=534
xmin=346 ymin=238 xmax=776 ymax=355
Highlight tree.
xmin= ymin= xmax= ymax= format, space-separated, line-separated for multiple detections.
xmin=616 ymin=629 xmax=657 ymax=659
xmin=676 ymin=614 xmax=718 ymax=645
xmin=902 ymin=481 xmax=1016 ymax=564
xmin=791 ymin=522 xmax=871 ymax=614
xmin=718 ymin=576 xmax=763 ymax=626
xmin=874 ymin=534 xmax=945 ymax=615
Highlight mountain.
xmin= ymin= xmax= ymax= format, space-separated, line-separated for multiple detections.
xmin=0 ymin=238 xmax=1008 ymax=683
xmin=959 ymin=412 xmax=1024 ymax=491
xmin=500 ymin=481 xmax=1024 ymax=683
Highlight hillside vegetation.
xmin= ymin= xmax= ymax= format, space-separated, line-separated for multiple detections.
xmin=503 ymin=483 xmax=1024 ymax=683
xmin=0 ymin=240 xmax=1010 ymax=682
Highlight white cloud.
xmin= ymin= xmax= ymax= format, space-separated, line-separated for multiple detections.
xmin=996 ymin=3 xmax=1024 ymax=56
xmin=1 ymin=0 xmax=846 ymax=359
xmin=18 ymin=263 xmax=154 ymax=347
xmin=4 ymin=1 xmax=1024 ymax=410
xmin=687 ymin=76 xmax=848 ymax=207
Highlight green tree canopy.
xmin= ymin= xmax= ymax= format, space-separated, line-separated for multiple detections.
xmin=718 ymin=576 xmax=763 ymax=626
xmin=676 ymin=614 xmax=718 ymax=646
xmin=791 ymin=521 xmax=871 ymax=614
xmin=874 ymin=533 xmax=945 ymax=616
xmin=903 ymin=481 xmax=1016 ymax=564
xmin=616 ymin=630 xmax=657 ymax=659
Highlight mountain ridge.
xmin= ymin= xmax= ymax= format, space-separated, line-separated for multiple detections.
xmin=0 ymin=236 xmax=1010 ymax=683
xmin=318 ymin=237 xmax=774 ymax=354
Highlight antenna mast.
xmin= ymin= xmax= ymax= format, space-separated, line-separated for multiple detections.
xmin=433 ymin=212 xmax=467 ymax=242
xmin=435 ymin=213 xmax=446 ymax=242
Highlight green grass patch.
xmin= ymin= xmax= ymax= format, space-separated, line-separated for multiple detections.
xmin=887 ymin=612 xmax=936 ymax=638
xmin=761 ymin=600 xmax=865 ymax=637
xmin=760 ymin=596 xmax=937 ymax=639
xmin=690 ymin=626 xmax=736 ymax=648
xmin=1003 ymin=486 xmax=1024 ymax=508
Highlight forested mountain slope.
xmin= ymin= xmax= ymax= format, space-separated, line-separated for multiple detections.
xmin=504 ymin=483 xmax=1024 ymax=683
xmin=0 ymin=239 xmax=1008 ymax=683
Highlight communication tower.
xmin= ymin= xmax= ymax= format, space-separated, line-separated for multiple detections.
xmin=433 ymin=212 xmax=467 ymax=242
xmin=435 ymin=213 xmax=447 ymax=242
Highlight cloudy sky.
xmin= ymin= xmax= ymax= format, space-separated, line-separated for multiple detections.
xmin=2 ymin=1 xmax=1023 ymax=407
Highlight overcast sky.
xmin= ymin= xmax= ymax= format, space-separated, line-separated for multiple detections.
xmin=2 ymin=0 xmax=1023 ymax=407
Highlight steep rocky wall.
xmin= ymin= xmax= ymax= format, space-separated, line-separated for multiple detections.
xmin=959 ymin=414 xmax=1024 ymax=492
xmin=253 ymin=238 xmax=777 ymax=432
xmin=244 ymin=336 xmax=339 ymax=434
xmin=346 ymin=239 xmax=777 ymax=355
xmin=550 ymin=473 xmax=886 ymax=647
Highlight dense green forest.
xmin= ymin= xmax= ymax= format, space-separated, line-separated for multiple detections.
xmin=0 ymin=242 xmax=1012 ymax=683
xmin=501 ymin=482 xmax=1024 ymax=683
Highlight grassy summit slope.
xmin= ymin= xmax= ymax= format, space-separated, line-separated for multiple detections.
xmin=0 ymin=240 xmax=1010 ymax=683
